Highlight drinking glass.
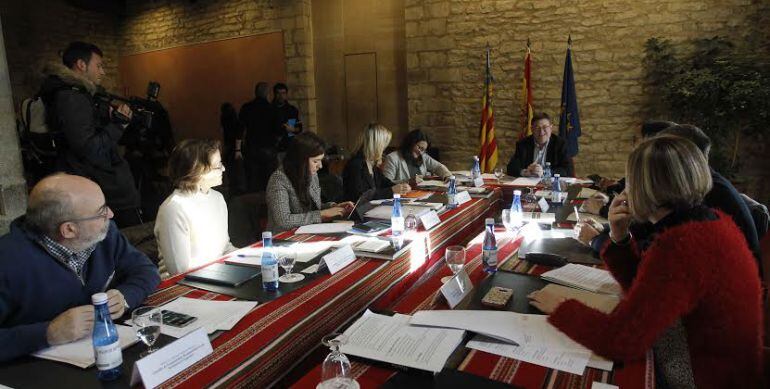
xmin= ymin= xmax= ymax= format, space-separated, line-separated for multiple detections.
xmin=493 ymin=167 xmax=504 ymax=183
xmin=441 ymin=245 xmax=466 ymax=283
xmin=502 ymin=209 xmax=513 ymax=232
xmin=131 ymin=306 xmax=162 ymax=357
xmin=317 ymin=334 xmax=358 ymax=389
xmin=278 ymin=250 xmax=305 ymax=283
xmin=405 ymin=212 xmax=419 ymax=234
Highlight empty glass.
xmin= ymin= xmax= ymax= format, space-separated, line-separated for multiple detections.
xmin=318 ymin=334 xmax=358 ymax=389
xmin=278 ymin=250 xmax=305 ymax=283
xmin=131 ymin=306 xmax=162 ymax=357
xmin=493 ymin=167 xmax=504 ymax=183
xmin=405 ymin=212 xmax=418 ymax=234
xmin=441 ymin=245 xmax=466 ymax=283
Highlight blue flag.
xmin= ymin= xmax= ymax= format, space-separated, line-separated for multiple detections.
xmin=559 ymin=44 xmax=581 ymax=158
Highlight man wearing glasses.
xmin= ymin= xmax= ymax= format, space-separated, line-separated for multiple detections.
xmin=0 ymin=174 xmax=160 ymax=362
xmin=506 ymin=112 xmax=573 ymax=177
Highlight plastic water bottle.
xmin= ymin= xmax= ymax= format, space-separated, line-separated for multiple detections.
xmin=447 ymin=175 xmax=458 ymax=209
xmin=551 ymin=174 xmax=562 ymax=203
xmin=482 ymin=218 xmax=498 ymax=273
xmin=391 ymin=194 xmax=405 ymax=249
xmin=471 ymin=156 xmax=482 ymax=180
xmin=510 ymin=189 xmax=523 ymax=228
xmin=92 ymin=292 xmax=122 ymax=381
xmin=543 ymin=162 xmax=552 ymax=184
xmin=261 ymin=231 xmax=279 ymax=291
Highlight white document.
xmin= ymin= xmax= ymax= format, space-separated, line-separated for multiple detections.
xmin=481 ymin=173 xmax=499 ymax=180
xmin=159 ymin=297 xmax=258 ymax=338
xmin=295 ymin=221 xmax=355 ymax=234
xmin=320 ymin=244 xmax=357 ymax=275
xmin=588 ymin=354 xmax=614 ymax=371
xmin=523 ymin=212 xmax=556 ymax=223
xmin=340 ymin=311 xmax=465 ymax=373
xmin=33 ymin=325 xmax=138 ymax=368
xmin=411 ymin=310 xmax=560 ymax=346
xmin=577 ymin=187 xmax=600 ymax=199
xmin=420 ymin=210 xmax=441 ymax=230
xmin=456 ymin=186 xmax=487 ymax=194
xmin=541 ymin=264 xmax=622 ymax=295
xmin=418 ymin=180 xmax=447 ymax=188
xmin=508 ymin=177 xmax=541 ymax=186
xmin=301 ymin=264 xmax=320 ymax=274
xmin=562 ymin=177 xmax=594 ymax=185
xmin=537 ymin=197 xmax=550 ymax=213
xmin=455 ymin=191 xmax=472 ymax=205
xmin=227 ymin=241 xmax=338 ymax=266
xmin=466 ymin=335 xmax=591 ymax=375
xmin=440 ymin=270 xmax=473 ymax=308
xmin=535 ymin=190 xmax=552 ymax=197
xmin=364 ymin=205 xmax=431 ymax=220
xmin=539 ymin=284 xmax=620 ymax=314
xmin=130 ymin=327 xmax=213 ymax=389
xmin=591 ymin=383 xmax=619 ymax=389
xmin=351 ymin=239 xmax=390 ymax=253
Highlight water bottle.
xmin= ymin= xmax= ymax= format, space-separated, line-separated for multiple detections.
xmin=543 ymin=162 xmax=552 ymax=183
xmin=261 ymin=231 xmax=279 ymax=291
xmin=482 ymin=218 xmax=498 ymax=273
xmin=405 ymin=212 xmax=418 ymax=233
xmin=92 ymin=293 xmax=122 ymax=381
xmin=551 ymin=174 xmax=562 ymax=203
xmin=471 ymin=156 xmax=482 ymax=180
xmin=447 ymin=175 xmax=458 ymax=209
xmin=391 ymin=194 xmax=405 ymax=249
xmin=510 ymin=189 xmax=523 ymax=228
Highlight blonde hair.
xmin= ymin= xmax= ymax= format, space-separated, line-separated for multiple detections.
xmin=357 ymin=123 xmax=392 ymax=164
xmin=626 ymin=135 xmax=712 ymax=221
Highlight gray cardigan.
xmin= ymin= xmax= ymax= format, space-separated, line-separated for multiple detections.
xmin=265 ymin=169 xmax=333 ymax=233
xmin=382 ymin=151 xmax=451 ymax=183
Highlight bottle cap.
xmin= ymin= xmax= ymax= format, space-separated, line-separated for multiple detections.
xmin=474 ymin=156 xmax=479 ymax=160
xmin=546 ymin=162 xmax=551 ymax=166
xmin=554 ymin=174 xmax=561 ymax=177
xmin=393 ymin=194 xmax=401 ymax=199
xmin=262 ymin=231 xmax=272 ymax=239
xmin=485 ymin=218 xmax=495 ymax=225
xmin=449 ymin=175 xmax=455 ymax=180
xmin=92 ymin=292 xmax=108 ymax=305
xmin=513 ymin=190 xmax=521 ymax=195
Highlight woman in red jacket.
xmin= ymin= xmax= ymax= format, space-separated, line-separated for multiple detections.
xmin=529 ymin=136 xmax=762 ymax=388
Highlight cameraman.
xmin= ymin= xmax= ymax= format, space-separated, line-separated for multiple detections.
xmin=38 ymin=42 xmax=141 ymax=227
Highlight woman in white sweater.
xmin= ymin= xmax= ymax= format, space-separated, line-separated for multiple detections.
xmin=382 ymin=129 xmax=451 ymax=183
xmin=155 ymin=139 xmax=237 ymax=275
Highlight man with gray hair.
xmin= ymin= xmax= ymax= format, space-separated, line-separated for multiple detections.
xmin=0 ymin=174 xmax=160 ymax=362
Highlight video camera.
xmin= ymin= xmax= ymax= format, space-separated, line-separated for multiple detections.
xmin=94 ymin=81 xmax=161 ymax=129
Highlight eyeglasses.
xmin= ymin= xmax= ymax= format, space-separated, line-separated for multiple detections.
xmin=533 ymin=124 xmax=552 ymax=132
xmin=210 ymin=164 xmax=225 ymax=171
xmin=63 ymin=205 xmax=111 ymax=224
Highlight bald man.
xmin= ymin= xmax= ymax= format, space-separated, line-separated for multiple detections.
xmin=0 ymin=174 xmax=160 ymax=362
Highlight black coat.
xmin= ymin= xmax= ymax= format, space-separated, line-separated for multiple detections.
xmin=39 ymin=64 xmax=139 ymax=210
xmin=342 ymin=152 xmax=395 ymax=201
xmin=506 ymin=134 xmax=574 ymax=177
xmin=239 ymin=97 xmax=280 ymax=154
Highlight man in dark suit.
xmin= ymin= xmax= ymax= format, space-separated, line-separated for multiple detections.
xmin=507 ymin=112 xmax=573 ymax=177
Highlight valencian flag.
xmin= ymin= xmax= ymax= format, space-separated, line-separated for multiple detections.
xmin=519 ymin=40 xmax=534 ymax=140
xmin=478 ymin=45 xmax=498 ymax=173
xmin=559 ymin=35 xmax=581 ymax=157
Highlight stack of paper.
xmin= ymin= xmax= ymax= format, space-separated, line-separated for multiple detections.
xmin=402 ymin=190 xmax=434 ymax=200
xmin=417 ymin=180 xmax=447 ymax=188
xmin=576 ymin=187 xmax=600 ymax=199
xmin=522 ymin=212 xmax=556 ymax=223
xmin=562 ymin=177 xmax=594 ymax=185
xmin=226 ymin=241 xmax=337 ymax=266
xmin=33 ymin=325 xmax=138 ymax=368
xmin=340 ymin=311 xmax=465 ymax=373
xmin=364 ymin=205 xmax=432 ymax=220
xmin=295 ymin=221 xmax=354 ymax=234
xmin=539 ymin=284 xmax=620 ymax=314
xmin=507 ymin=177 xmax=542 ymax=186
xmin=541 ymin=264 xmax=622 ymax=295
xmin=159 ymin=297 xmax=259 ymax=338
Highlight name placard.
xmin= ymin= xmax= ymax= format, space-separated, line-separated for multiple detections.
xmin=538 ymin=197 xmax=550 ymax=213
xmin=473 ymin=177 xmax=485 ymax=188
xmin=455 ymin=191 xmax=472 ymax=205
xmin=130 ymin=327 xmax=212 ymax=389
xmin=440 ymin=270 xmax=473 ymax=309
xmin=419 ymin=210 xmax=441 ymax=231
xmin=320 ymin=245 xmax=357 ymax=275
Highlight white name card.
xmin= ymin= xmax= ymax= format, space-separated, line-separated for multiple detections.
xmin=440 ymin=269 xmax=473 ymax=308
xmin=473 ymin=176 xmax=485 ymax=188
xmin=455 ymin=191 xmax=472 ymax=205
xmin=320 ymin=245 xmax=357 ymax=275
xmin=130 ymin=327 xmax=212 ymax=389
xmin=420 ymin=210 xmax=441 ymax=230
xmin=538 ymin=197 xmax=550 ymax=213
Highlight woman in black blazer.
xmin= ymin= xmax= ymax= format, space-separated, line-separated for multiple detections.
xmin=343 ymin=123 xmax=411 ymax=201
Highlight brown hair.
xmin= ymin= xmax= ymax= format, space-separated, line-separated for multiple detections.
xmin=283 ymin=132 xmax=327 ymax=207
xmin=626 ymin=135 xmax=712 ymax=221
xmin=168 ymin=139 xmax=221 ymax=193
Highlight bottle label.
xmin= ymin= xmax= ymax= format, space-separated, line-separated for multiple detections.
xmin=94 ymin=341 xmax=122 ymax=370
xmin=262 ymin=264 xmax=279 ymax=282
xmin=483 ymin=248 xmax=498 ymax=267
xmin=391 ymin=216 xmax=404 ymax=232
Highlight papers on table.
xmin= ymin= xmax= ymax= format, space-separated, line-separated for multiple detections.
xmin=456 ymin=186 xmax=487 ymax=194
xmin=481 ymin=173 xmax=499 ymax=180
xmin=226 ymin=241 xmax=337 ymax=266
xmin=417 ymin=180 xmax=446 ymax=188
xmin=508 ymin=177 xmax=541 ymax=186
xmin=562 ymin=177 xmax=594 ymax=185
xmin=402 ymin=190 xmax=434 ymax=200
xmin=567 ymin=213 xmax=609 ymax=225
xmin=340 ymin=311 xmax=465 ymax=373
xmin=522 ymin=212 xmax=556 ymax=223
xmin=364 ymin=205 xmax=432 ymax=220
xmin=541 ymin=264 xmax=622 ymax=295
xmin=539 ymin=284 xmax=620 ymax=314
xmin=295 ymin=221 xmax=354 ymax=234
xmin=159 ymin=297 xmax=258 ymax=338
xmin=466 ymin=335 xmax=591 ymax=375
xmin=33 ymin=325 xmax=138 ymax=368
xmin=576 ymin=187 xmax=600 ymax=199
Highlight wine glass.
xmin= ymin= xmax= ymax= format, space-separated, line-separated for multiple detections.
xmin=502 ymin=209 xmax=514 ymax=232
xmin=493 ymin=167 xmax=504 ymax=183
xmin=278 ymin=250 xmax=305 ymax=283
xmin=441 ymin=245 xmax=466 ymax=283
xmin=318 ymin=334 xmax=358 ymax=389
xmin=131 ymin=306 xmax=162 ymax=357
xmin=405 ymin=212 xmax=418 ymax=234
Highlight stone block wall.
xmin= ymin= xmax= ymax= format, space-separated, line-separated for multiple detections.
xmin=404 ymin=0 xmax=765 ymax=178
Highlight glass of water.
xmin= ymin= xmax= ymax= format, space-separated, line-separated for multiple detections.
xmin=131 ymin=306 xmax=162 ymax=357
xmin=318 ymin=334 xmax=358 ymax=389
xmin=441 ymin=245 xmax=466 ymax=283
xmin=278 ymin=250 xmax=305 ymax=283
xmin=493 ymin=166 xmax=504 ymax=183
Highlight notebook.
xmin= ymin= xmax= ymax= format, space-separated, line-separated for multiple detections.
xmin=184 ymin=263 xmax=261 ymax=287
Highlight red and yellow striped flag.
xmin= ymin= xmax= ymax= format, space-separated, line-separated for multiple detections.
xmin=479 ymin=47 xmax=498 ymax=173
xmin=519 ymin=43 xmax=534 ymax=140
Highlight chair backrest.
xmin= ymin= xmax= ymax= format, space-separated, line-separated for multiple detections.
xmin=742 ymin=193 xmax=769 ymax=239
xmin=119 ymin=221 xmax=169 ymax=279
xmin=228 ymin=192 xmax=267 ymax=247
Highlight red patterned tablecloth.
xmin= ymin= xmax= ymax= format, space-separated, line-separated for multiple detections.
xmin=141 ymin=191 xmax=500 ymax=388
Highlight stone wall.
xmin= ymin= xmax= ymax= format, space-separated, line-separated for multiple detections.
xmin=404 ymin=0 xmax=766 ymax=179
xmin=121 ymin=0 xmax=317 ymax=132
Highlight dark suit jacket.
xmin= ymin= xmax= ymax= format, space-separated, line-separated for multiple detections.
xmin=506 ymin=134 xmax=574 ymax=177
xmin=342 ymin=152 xmax=395 ymax=201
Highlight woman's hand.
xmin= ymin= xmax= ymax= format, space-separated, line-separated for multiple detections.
xmin=608 ymin=191 xmax=632 ymax=242
xmin=583 ymin=193 xmax=609 ymax=215
xmin=527 ymin=289 xmax=567 ymax=314
xmin=320 ymin=207 xmax=345 ymax=221
xmin=333 ymin=201 xmax=355 ymax=214
xmin=392 ymin=183 xmax=411 ymax=195
xmin=574 ymin=220 xmax=601 ymax=246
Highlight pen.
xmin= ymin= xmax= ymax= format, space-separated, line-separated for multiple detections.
xmin=101 ymin=271 xmax=115 ymax=292
xmin=573 ymin=205 xmax=581 ymax=223
xmin=237 ymin=254 xmax=261 ymax=258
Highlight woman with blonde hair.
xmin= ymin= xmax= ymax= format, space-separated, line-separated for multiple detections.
xmin=155 ymin=139 xmax=237 ymax=275
xmin=342 ymin=123 xmax=410 ymax=201
xmin=529 ymin=136 xmax=761 ymax=388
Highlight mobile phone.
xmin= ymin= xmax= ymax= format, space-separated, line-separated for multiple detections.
xmin=481 ymin=287 xmax=514 ymax=309
xmin=161 ymin=310 xmax=197 ymax=328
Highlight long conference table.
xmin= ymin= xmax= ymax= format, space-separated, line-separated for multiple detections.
xmin=0 ymin=188 xmax=501 ymax=388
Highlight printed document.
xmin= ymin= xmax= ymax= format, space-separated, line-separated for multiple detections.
xmin=33 ymin=325 xmax=138 ymax=368
xmin=541 ymin=264 xmax=622 ymax=295
xmin=159 ymin=297 xmax=258 ymax=338
xmin=296 ymin=221 xmax=355 ymax=235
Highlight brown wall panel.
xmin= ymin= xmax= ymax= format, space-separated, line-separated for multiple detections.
xmin=344 ymin=53 xmax=378 ymax=144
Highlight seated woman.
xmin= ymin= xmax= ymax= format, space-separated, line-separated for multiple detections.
xmin=529 ymin=136 xmax=761 ymax=388
xmin=266 ymin=132 xmax=354 ymax=233
xmin=343 ymin=123 xmax=411 ymax=201
xmin=382 ymin=129 xmax=451 ymax=183
xmin=155 ymin=139 xmax=237 ymax=275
